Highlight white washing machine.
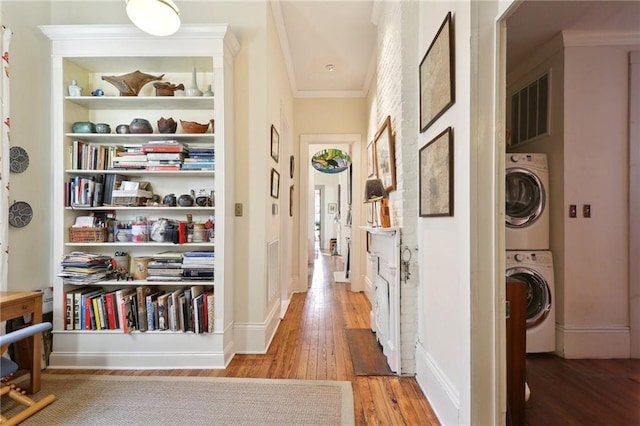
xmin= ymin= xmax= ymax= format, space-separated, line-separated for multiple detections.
xmin=506 ymin=250 xmax=555 ymax=353
xmin=505 ymin=153 xmax=549 ymax=250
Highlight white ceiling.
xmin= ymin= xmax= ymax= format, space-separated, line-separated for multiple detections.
xmin=271 ymin=1 xmax=640 ymax=98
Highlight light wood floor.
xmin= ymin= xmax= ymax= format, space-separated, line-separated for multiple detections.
xmin=45 ymin=251 xmax=441 ymax=425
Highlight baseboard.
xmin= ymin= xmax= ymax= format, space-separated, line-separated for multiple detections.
xmin=556 ymin=324 xmax=631 ymax=358
xmin=233 ymin=302 xmax=281 ymax=354
xmin=415 ymin=341 xmax=456 ymax=426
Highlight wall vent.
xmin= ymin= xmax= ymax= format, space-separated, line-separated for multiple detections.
xmin=510 ymin=72 xmax=549 ymax=146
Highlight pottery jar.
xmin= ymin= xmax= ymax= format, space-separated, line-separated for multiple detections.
xmin=129 ymin=118 xmax=153 ymax=134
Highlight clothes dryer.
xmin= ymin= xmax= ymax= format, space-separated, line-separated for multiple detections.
xmin=505 ymin=153 xmax=549 ymax=250
xmin=506 ymin=250 xmax=555 ymax=353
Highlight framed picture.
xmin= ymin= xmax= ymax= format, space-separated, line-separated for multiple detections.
xmin=367 ymin=141 xmax=375 ymax=178
xmin=374 ymin=115 xmax=396 ymax=193
xmin=419 ymin=127 xmax=453 ymax=217
xmin=270 ymin=125 xmax=279 ymax=162
xmin=289 ymin=155 xmax=295 ymax=178
xmin=270 ymin=168 xmax=280 ymax=199
xmin=419 ymin=11 xmax=455 ymax=133
xmin=328 ymin=202 xmax=337 ymax=215
xmin=289 ymin=184 xmax=294 ymax=217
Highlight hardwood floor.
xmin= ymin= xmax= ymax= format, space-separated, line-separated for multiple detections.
xmin=525 ymin=354 xmax=640 ymax=425
xmin=45 ymin=251 xmax=440 ymax=425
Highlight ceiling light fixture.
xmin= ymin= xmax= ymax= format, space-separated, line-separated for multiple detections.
xmin=325 ymin=64 xmax=335 ymax=72
xmin=126 ymin=0 xmax=181 ymax=37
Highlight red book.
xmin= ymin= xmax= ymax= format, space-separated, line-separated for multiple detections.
xmin=104 ymin=292 xmax=119 ymax=329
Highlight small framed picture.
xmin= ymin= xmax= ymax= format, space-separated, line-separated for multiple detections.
xmin=419 ymin=127 xmax=453 ymax=217
xmin=270 ymin=168 xmax=280 ymax=199
xmin=328 ymin=203 xmax=337 ymax=215
xmin=271 ymin=125 xmax=279 ymax=163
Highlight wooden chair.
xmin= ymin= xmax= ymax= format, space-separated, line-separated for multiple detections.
xmin=1 ymin=323 xmax=56 ymax=425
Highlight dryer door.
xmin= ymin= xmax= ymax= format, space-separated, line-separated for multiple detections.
xmin=506 ymin=266 xmax=552 ymax=328
xmin=505 ymin=167 xmax=546 ymax=228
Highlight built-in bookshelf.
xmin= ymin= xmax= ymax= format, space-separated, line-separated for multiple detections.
xmin=40 ymin=24 xmax=238 ymax=369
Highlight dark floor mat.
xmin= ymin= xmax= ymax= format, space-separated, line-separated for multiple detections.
xmin=345 ymin=328 xmax=394 ymax=376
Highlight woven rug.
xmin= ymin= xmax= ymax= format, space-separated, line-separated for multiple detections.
xmin=3 ymin=374 xmax=355 ymax=425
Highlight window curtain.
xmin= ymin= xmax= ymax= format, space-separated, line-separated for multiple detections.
xmin=1 ymin=26 xmax=11 ymax=291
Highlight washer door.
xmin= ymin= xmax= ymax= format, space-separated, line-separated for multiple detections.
xmin=505 ymin=167 xmax=546 ymax=228
xmin=506 ymin=266 xmax=552 ymax=328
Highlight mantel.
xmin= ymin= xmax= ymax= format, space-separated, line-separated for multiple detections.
xmin=360 ymin=226 xmax=400 ymax=235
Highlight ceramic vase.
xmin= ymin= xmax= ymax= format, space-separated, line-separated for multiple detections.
xmin=203 ymin=84 xmax=214 ymax=97
xmin=185 ymin=67 xmax=203 ymax=97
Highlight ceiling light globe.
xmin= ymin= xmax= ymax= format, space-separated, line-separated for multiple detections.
xmin=126 ymin=0 xmax=181 ymax=37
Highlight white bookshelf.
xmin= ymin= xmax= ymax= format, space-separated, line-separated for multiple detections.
xmin=40 ymin=24 xmax=238 ymax=369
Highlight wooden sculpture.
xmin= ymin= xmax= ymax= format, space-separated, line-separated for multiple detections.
xmin=101 ymin=70 xmax=165 ymax=96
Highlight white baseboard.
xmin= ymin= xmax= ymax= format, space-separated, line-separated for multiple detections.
xmin=415 ymin=341 xmax=455 ymax=426
xmin=233 ymin=302 xmax=281 ymax=353
xmin=557 ymin=324 xmax=630 ymax=358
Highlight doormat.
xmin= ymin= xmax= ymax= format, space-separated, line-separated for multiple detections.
xmin=345 ymin=328 xmax=394 ymax=376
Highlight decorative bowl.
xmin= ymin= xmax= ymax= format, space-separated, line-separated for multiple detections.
xmin=153 ymin=82 xmax=185 ymax=97
xmin=101 ymin=70 xmax=164 ymax=96
xmin=95 ymin=123 xmax=111 ymax=134
xmin=158 ymin=117 xmax=177 ymax=134
xmin=129 ymin=118 xmax=153 ymax=134
xmin=72 ymin=121 xmax=96 ymax=134
xmin=180 ymin=120 xmax=210 ymax=134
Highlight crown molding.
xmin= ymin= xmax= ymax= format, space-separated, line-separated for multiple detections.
xmin=563 ymin=30 xmax=640 ymax=47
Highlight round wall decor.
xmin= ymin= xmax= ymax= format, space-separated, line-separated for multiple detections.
xmin=311 ymin=148 xmax=351 ymax=174
xmin=9 ymin=146 xmax=30 ymax=173
xmin=8 ymin=201 xmax=33 ymax=228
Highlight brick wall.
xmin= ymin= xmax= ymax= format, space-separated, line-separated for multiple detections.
xmin=373 ymin=1 xmax=419 ymax=374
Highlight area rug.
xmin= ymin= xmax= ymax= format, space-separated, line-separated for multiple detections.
xmin=345 ymin=328 xmax=394 ymax=376
xmin=3 ymin=375 xmax=355 ymax=425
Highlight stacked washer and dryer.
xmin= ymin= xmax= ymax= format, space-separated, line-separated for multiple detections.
xmin=505 ymin=153 xmax=555 ymax=353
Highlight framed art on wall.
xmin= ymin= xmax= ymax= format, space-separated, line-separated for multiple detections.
xmin=270 ymin=125 xmax=279 ymax=162
xmin=270 ymin=168 xmax=280 ymax=199
xmin=419 ymin=127 xmax=453 ymax=217
xmin=374 ymin=115 xmax=396 ymax=193
xmin=419 ymin=11 xmax=455 ymax=133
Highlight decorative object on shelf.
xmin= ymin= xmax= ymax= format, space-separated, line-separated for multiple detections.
xmin=8 ymin=201 xmax=33 ymax=228
xmin=162 ymin=193 xmax=177 ymax=206
xmin=91 ymin=88 xmax=104 ymax=96
xmin=311 ymin=148 xmax=351 ymax=174
xmin=95 ymin=123 xmax=111 ymax=134
xmin=180 ymin=119 xmax=209 ymax=134
xmin=270 ymin=125 xmax=279 ymax=162
xmin=373 ymin=115 xmax=396 ymax=192
xmin=193 ymin=189 xmax=212 ymax=207
xmin=202 ymin=84 xmax=214 ymax=97
xmin=419 ymin=126 xmax=453 ymax=217
xmin=9 ymin=146 xmax=29 ymax=173
xmin=153 ymin=81 xmax=185 ymax=96
xmin=363 ymin=178 xmax=387 ymax=228
xmin=68 ymin=79 xmax=83 ymax=96
xmin=419 ymin=11 xmax=455 ymax=133
xmin=126 ymin=0 xmax=181 ymax=37
xmin=270 ymin=168 xmax=280 ymax=199
xmin=178 ymin=193 xmax=194 ymax=207
xmin=157 ymin=117 xmax=177 ymax=134
xmin=116 ymin=124 xmax=130 ymax=134
xmin=72 ymin=121 xmax=96 ymax=133
xmin=185 ymin=67 xmax=203 ymax=97
xmin=101 ymin=70 xmax=164 ymax=96
xmin=174 ymin=89 xmax=185 ymax=97
xmin=129 ymin=118 xmax=153 ymax=134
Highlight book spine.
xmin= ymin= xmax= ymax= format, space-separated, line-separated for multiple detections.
xmin=65 ymin=291 xmax=73 ymax=330
xmin=92 ymin=297 xmax=102 ymax=330
xmin=74 ymin=291 xmax=83 ymax=330
xmin=105 ymin=293 xmax=117 ymax=329
xmin=207 ymin=292 xmax=215 ymax=333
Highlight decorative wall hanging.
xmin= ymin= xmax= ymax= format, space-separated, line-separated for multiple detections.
xmin=419 ymin=11 xmax=455 ymax=133
xmin=8 ymin=201 xmax=33 ymax=228
xmin=419 ymin=127 xmax=453 ymax=217
xmin=271 ymin=125 xmax=279 ymax=163
xmin=374 ymin=116 xmax=396 ymax=192
xmin=270 ymin=168 xmax=280 ymax=199
xmin=311 ymin=149 xmax=351 ymax=174
xmin=9 ymin=146 xmax=29 ymax=173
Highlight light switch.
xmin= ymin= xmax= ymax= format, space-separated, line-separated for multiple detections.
xmin=235 ymin=203 xmax=243 ymax=217
xmin=569 ymin=204 xmax=577 ymax=218
xmin=583 ymin=204 xmax=591 ymax=218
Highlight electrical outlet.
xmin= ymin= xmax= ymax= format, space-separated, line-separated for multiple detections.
xmin=569 ymin=204 xmax=577 ymax=218
xmin=235 ymin=203 xmax=243 ymax=217
xmin=583 ymin=204 xmax=591 ymax=218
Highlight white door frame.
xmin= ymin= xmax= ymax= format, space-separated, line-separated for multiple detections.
xmin=297 ymin=134 xmax=362 ymax=293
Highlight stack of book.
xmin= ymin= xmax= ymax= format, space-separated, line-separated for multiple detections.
xmin=146 ymin=251 xmax=183 ymax=282
xmin=182 ymin=251 xmax=214 ymax=281
xmin=182 ymin=146 xmax=215 ymax=170
xmin=58 ymin=252 xmax=111 ymax=285
xmin=111 ymin=144 xmax=148 ymax=170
